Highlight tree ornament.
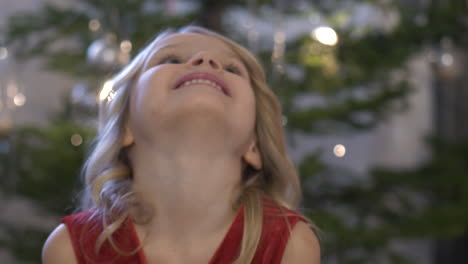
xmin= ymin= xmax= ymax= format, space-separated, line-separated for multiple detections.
xmin=70 ymin=82 xmax=97 ymax=110
xmin=86 ymin=34 xmax=124 ymax=71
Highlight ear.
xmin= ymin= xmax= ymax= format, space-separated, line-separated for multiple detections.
xmin=242 ymin=134 xmax=262 ymax=170
xmin=122 ymin=124 xmax=134 ymax=147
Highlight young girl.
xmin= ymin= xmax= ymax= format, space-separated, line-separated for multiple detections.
xmin=42 ymin=25 xmax=320 ymax=264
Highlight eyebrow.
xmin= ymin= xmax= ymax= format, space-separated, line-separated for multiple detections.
xmin=144 ymin=43 xmax=181 ymax=66
xmin=144 ymin=41 xmax=246 ymax=71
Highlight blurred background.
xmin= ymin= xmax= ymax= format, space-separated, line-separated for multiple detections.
xmin=0 ymin=0 xmax=467 ymax=263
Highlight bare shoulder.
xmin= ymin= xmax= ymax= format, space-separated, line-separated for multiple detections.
xmin=42 ymin=223 xmax=78 ymax=264
xmin=281 ymin=221 xmax=321 ymax=264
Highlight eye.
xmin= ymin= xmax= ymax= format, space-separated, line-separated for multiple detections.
xmin=224 ymin=63 xmax=242 ymax=75
xmin=159 ymin=54 xmax=182 ymax=64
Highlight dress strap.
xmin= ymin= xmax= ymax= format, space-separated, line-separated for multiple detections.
xmin=61 ymin=209 xmax=143 ymax=264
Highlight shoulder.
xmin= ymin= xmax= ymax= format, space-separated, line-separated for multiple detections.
xmin=280 ymin=221 xmax=321 ymax=264
xmin=42 ymin=223 xmax=78 ymax=264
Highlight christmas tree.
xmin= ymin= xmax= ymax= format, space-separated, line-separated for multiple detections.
xmin=1 ymin=0 xmax=467 ymax=263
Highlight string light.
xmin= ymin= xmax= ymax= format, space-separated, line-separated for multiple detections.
xmin=120 ymin=40 xmax=132 ymax=53
xmin=70 ymin=134 xmax=83 ymax=146
xmin=118 ymin=40 xmax=132 ymax=65
xmin=333 ymin=144 xmax=346 ymax=157
xmin=88 ymin=19 xmax=101 ymax=32
xmin=13 ymin=93 xmax=26 ymax=106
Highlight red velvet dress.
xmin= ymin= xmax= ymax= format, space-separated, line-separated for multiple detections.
xmin=61 ymin=198 xmax=307 ymax=264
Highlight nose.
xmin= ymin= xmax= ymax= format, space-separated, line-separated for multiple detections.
xmin=188 ymin=52 xmax=222 ymax=71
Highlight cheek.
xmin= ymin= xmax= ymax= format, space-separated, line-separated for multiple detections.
xmin=236 ymin=82 xmax=257 ymax=128
xmin=130 ymin=68 xmax=171 ymax=124
xmin=247 ymin=91 xmax=257 ymax=126
xmin=242 ymin=81 xmax=256 ymax=115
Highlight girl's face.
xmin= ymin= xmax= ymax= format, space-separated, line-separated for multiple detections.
xmin=126 ymin=33 xmax=257 ymax=157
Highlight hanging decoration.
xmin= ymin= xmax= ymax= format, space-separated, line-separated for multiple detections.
xmin=79 ymin=13 xmax=134 ymax=119
xmin=86 ymin=33 xmax=131 ymax=71
xmin=70 ymin=82 xmax=98 ymax=110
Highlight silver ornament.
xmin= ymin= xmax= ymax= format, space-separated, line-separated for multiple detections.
xmin=70 ymin=82 xmax=97 ymax=109
xmin=86 ymin=34 xmax=121 ymax=70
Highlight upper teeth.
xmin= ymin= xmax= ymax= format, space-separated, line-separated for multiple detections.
xmin=179 ymin=79 xmax=224 ymax=93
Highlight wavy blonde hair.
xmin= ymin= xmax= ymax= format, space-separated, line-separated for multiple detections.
xmin=79 ymin=25 xmax=309 ymax=263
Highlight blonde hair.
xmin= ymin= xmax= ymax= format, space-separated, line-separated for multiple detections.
xmin=79 ymin=25 xmax=310 ymax=263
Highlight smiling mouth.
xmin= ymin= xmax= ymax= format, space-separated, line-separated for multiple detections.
xmin=173 ymin=72 xmax=231 ymax=96
xmin=176 ymin=78 xmax=225 ymax=94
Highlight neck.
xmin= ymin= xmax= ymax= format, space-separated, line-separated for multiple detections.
xmin=128 ymin=141 xmax=243 ymax=243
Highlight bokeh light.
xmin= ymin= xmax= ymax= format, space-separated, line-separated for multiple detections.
xmin=70 ymin=134 xmax=83 ymax=146
xmin=99 ymin=80 xmax=115 ymax=102
xmin=312 ymin=26 xmax=338 ymax=46
xmin=333 ymin=144 xmax=346 ymax=157
xmin=13 ymin=93 xmax=26 ymax=106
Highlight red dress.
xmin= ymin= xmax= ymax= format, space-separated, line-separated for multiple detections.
xmin=61 ymin=198 xmax=307 ymax=264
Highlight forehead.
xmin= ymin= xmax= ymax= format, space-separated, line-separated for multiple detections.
xmin=152 ymin=33 xmax=239 ymax=57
